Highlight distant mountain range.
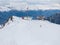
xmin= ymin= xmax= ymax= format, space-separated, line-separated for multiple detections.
xmin=0 ymin=9 xmax=60 ymax=16
xmin=0 ymin=9 xmax=60 ymax=25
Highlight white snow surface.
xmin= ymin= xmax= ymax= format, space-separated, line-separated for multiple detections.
xmin=0 ymin=16 xmax=60 ymax=45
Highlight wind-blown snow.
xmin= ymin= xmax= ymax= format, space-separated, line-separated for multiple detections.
xmin=0 ymin=16 xmax=60 ymax=45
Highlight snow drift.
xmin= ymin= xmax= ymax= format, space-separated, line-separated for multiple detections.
xmin=0 ymin=16 xmax=60 ymax=45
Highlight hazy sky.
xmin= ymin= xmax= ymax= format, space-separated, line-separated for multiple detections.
xmin=0 ymin=0 xmax=60 ymax=5
xmin=0 ymin=0 xmax=60 ymax=4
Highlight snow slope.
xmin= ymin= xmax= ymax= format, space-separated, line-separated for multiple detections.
xmin=0 ymin=16 xmax=60 ymax=45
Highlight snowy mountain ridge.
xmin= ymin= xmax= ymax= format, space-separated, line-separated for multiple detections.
xmin=0 ymin=16 xmax=60 ymax=29
xmin=0 ymin=16 xmax=60 ymax=45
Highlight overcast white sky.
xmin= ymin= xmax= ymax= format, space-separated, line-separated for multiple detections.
xmin=0 ymin=0 xmax=60 ymax=5
xmin=0 ymin=0 xmax=60 ymax=10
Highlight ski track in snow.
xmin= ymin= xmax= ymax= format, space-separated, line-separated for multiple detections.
xmin=0 ymin=16 xmax=60 ymax=45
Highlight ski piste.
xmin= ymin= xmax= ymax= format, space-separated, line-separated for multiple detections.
xmin=0 ymin=16 xmax=60 ymax=45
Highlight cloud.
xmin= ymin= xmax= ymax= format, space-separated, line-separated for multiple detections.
xmin=0 ymin=0 xmax=60 ymax=10
xmin=26 ymin=0 xmax=60 ymax=4
xmin=0 ymin=0 xmax=60 ymax=5
xmin=0 ymin=0 xmax=60 ymax=4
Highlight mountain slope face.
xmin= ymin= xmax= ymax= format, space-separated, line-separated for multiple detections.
xmin=0 ymin=9 xmax=60 ymax=25
xmin=0 ymin=16 xmax=60 ymax=45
